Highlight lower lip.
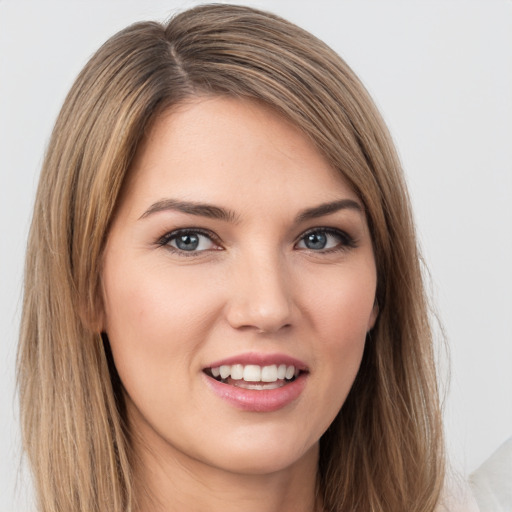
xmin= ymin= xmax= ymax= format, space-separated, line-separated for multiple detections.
xmin=203 ymin=373 xmax=307 ymax=412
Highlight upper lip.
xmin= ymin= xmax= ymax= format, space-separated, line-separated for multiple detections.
xmin=204 ymin=352 xmax=308 ymax=371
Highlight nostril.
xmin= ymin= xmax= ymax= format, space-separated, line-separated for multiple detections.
xmin=254 ymin=323 xmax=292 ymax=334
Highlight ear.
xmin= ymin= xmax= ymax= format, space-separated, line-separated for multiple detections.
xmin=79 ymin=282 xmax=107 ymax=333
xmin=79 ymin=303 xmax=106 ymax=333
xmin=367 ymin=301 xmax=379 ymax=331
xmin=90 ymin=306 xmax=107 ymax=333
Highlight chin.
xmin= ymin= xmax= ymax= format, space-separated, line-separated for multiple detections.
xmin=200 ymin=429 xmax=320 ymax=476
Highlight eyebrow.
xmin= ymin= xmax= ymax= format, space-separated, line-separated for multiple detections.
xmin=139 ymin=199 xmax=239 ymax=223
xmin=139 ymin=198 xmax=363 ymax=223
xmin=295 ymin=199 xmax=363 ymax=222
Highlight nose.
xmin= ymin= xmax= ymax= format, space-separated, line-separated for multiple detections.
xmin=225 ymin=251 xmax=295 ymax=334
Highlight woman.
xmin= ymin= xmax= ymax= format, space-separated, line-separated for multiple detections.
xmin=18 ymin=4 xmax=445 ymax=511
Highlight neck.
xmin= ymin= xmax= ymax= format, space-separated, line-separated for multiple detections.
xmin=132 ymin=433 xmax=320 ymax=512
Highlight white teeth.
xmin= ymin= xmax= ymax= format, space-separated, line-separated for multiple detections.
xmin=231 ymin=364 xmax=244 ymax=380
xmin=234 ymin=380 xmax=284 ymax=390
xmin=243 ymin=365 xmax=261 ymax=382
xmin=261 ymin=365 xmax=277 ymax=382
xmin=285 ymin=365 xmax=295 ymax=380
xmin=219 ymin=365 xmax=231 ymax=379
xmin=209 ymin=363 xmax=300 ymax=383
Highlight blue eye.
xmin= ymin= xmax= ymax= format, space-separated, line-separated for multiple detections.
xmin=296 ymin=228 xmax=354 ymax=251
xmin=160 ymin=229 xmax=219 ymax=253
xmin=303 ymin=232 xmax=329 ymax=250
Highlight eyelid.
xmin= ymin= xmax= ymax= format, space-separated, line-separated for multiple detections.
xmin=294 ymin=226 xmax=357 ymax=251
xmin=156 ymin=228 xmax=223 ymax=253
xmin=155 ymin=226 xmax=357 ymax=255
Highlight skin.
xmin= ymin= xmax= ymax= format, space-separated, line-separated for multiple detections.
xmin=101 ymin=96 xmax=378 ymax=512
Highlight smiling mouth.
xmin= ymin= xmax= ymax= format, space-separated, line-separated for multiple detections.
xmin=204 ymin=364 xmax=304 ymax=390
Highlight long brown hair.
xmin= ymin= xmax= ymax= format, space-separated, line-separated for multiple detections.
xmin=18 ymin=4 xmax=444 ymax=511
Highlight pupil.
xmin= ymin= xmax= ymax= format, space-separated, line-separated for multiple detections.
xmin=176 ymin=234 xmax=199 ymax=251
xmin=306 ymin=232 xmax=327 ymax=250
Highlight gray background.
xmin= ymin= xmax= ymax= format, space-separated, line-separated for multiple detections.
xmin=1 ymin=1 xmax=511 ymax=510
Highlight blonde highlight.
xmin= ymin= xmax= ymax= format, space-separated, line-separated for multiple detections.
xmin=18 ymin=5 xmax=444 ymax=511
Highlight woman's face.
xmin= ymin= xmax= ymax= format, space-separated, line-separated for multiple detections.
xmin=101 ymin=96 xmax=378 ymax=477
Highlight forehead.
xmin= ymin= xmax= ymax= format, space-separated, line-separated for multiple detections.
xmin=121 ymin=96 xmax=359 ymax=216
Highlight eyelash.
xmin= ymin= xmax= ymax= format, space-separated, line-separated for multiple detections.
xmin=156 ymin=227 xmax=357 ymax=256
xmin=156 ymin=228 xmax=221 ymax=257
xmin=297 ymin=227 xmax=358 ymax=253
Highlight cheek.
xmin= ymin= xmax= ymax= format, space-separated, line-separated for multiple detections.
xmin=101 ymin=260 xmax=222 ymax=398
xmin=307 ymin=262 xmax=377 ymax=343
xmin=104 ymin=255 xmax=219 ymax=335
xmin=303 ymin=264 xmax=376 ymax=411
